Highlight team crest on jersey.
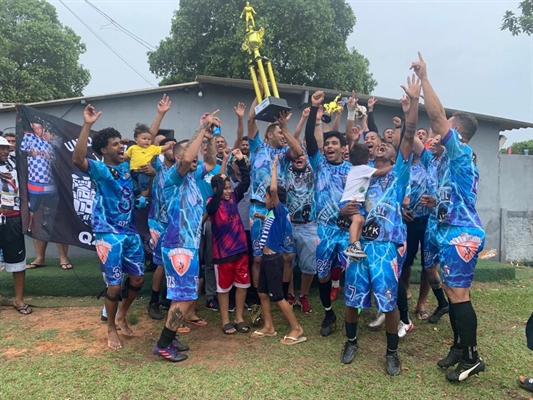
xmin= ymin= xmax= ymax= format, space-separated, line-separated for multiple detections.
xmin=391 ymin=258 xmax=399 ymax=281
xmin=450 ymin=234 xmax=482 ymax=262
xmin=168 ymin=248 xmax=194 ymax=276
xmin=96 ymin=239 xmax=112 ymax=264
xmin=385 ymin=289 xmax=392 ymax=302
xmin=150 ymin=228 xmax=160 ymax=247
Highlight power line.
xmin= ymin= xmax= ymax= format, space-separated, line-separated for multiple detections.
xmin=84 ymin=0 xmax=156 ymax=51
xmin=58 ymin=0 xmax=155 ymax=87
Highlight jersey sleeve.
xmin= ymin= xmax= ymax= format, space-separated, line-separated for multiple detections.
xmin=166 ymin=164 xmax=185 ymax=187
xmin=249 ymin=131 xmax=261 ymax=155
xmin=394 ymin=151 xmax=413 ymax=195
xmin=86 ymin=159 xmax=109 ymax=180
xmin=150 ymin=145 xmax=162 ymax=156
xmin=193 ymin=161 xmax=208 ymax=181
xmin=419 ymin=148 xmax=432 ymax=168
xmin=125 ymin=145 xmax=134 ymax=158
xmin=441 ymin=128 xmax=472 ymax=161
xmin=360 ymin=165 xmax=377 ymax=179
xmin=20 ymin=134 xmax=33 ymax=152
xmin=309 ymin=151 xmax=323 ymax=172
xmin=274 ymin=202 xmax=288 ymax=220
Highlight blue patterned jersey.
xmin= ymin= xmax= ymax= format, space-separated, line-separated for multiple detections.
xmin=420 ymin=149 xmax=440 ymax=223
xmin=162 ymin=163 xmax=207 ymax=249
xmin=407 ymin=157 xmax=430 ymax=219
xmin=249 ymin=133 xmax=289 ymax=202
xmin=86 ymin=159 xmax=136 ymax=234
xmin=148 ymin=157 xmax=170 ymax=223
xmin=281 ymin=157 xmax=315 ymax=223
xmin=196 ymin=161 xmax=221 ymax=211
xmin=436 ymin=128 xmax=482 ymax=229
xmin=362 ymin=152 xmax=412 ymax=245
xmin=310 ymin=152 xmax=351 ymax=227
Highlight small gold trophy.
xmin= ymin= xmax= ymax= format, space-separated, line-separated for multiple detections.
xmin=322 ymin=94 xmax=343 ymax=123
xmin=241 ymin=2 xmax=291 ymax=122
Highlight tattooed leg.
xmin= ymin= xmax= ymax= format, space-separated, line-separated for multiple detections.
xmin=166 ymin=301 xmax=193 ymax=331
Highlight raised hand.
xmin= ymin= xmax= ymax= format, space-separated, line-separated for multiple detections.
xmin=316 ymin=105 xmax=324 ymax=121
xmin=393 ymin=116 xmax=402 ymax=127
xmin=302 ymin=107 xmax=310 ymax=119
xmin=400 ymin=95 xmax=410 ymax=114
xmin=401 ymin=74 xmax=422 ymax=100
xmin=223 ymin=146 xmax=232 ymax=159
xmin=234 ymin=102 xmax=246 ymax=118
xmin=367 ymin=97 xmax=377 ymax=110
xmin=410 ymin=52 xmax=427 ymax=80
xmin=346 ymin=89 xmax=358 ymax=112
xmin=157 ymin=94 xmax=171 ymax=114
xmin=311 ymin=91 xmax=325 ymax=107
xmin=203 ymin=110 xmax=221 ymax=138
xmin=275 ymin=111 xmax=291 ymax=127
xmin=232 ymin=148 xmax=244 ymax=160
xmin=83 ymin=104 xmax=102 ymax=125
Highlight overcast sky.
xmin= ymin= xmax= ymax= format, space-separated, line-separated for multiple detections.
xmin=50 ymin=0 xmax=532 ymax=145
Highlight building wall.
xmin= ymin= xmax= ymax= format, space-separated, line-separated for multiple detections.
xmin=0 ymin=85 xmax=512 ymax=260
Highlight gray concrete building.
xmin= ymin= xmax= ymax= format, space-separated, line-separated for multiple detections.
xmin=1 ymin=76 xmax=532 ymax=261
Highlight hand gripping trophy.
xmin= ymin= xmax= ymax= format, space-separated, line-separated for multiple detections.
xmin=241 ymin=2 xmax=291 ymax=122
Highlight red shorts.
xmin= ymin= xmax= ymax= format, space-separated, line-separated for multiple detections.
xmin=214 ymin=254 xmax=251 ymax=293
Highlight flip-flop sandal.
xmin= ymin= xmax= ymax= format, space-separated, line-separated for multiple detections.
xmin=222 ymin=323 xmax=237 ymax=335
xmin=280 ymin=335 xmax=307 ymax=345
xmin=177 ymin=324 xmax=191 ymax=334
xmin=234 ymin=321 xmax=250 ymax=333
xmin=60 ymin=262 xmax=73 ymax=270
xmin=518 ymin=377 xmax=533 ymax=392
xmin=14 ymin=304 xmax=33 ymax=315
xmin=26 ymin=262 xmax=46 ymax=269
xmin=251 ymin=330 xmax=277 ymax=338
xmin=186 ymin=318 xmax=208 ymax=327
xmin=416 ymin=310 xmax=429 ymax=320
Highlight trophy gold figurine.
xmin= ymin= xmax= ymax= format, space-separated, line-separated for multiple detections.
xmin=321 ymin=94 xmax=344 ymax=123
xmin=241 ymin=2 xmax=291 ymax=122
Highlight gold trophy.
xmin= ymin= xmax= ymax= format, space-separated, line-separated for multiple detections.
xmin=241 ymin=2 xmax=291 ymax=122
xmin=322 ymin=94 xmax=343 ymax=123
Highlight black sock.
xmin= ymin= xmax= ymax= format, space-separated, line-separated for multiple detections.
xmin=282 ymin=282 xmax=290 ymax=299
xmin=150 ymin=290 xmax=160 ymax=305
xmin=453 ymin=301 xmax=479 ymax=363
xmin=386 ymin=332 xmax=399 ymax=355
xmin=397 ymin=281 xmax=410 ymax=324
xmin=345 ymin=321 xmax=358 ymax=342
xmin=157 ymin=326 xmax=176 ymax=349
xmin=319 ymin=280 xmax=332 ymax=310
xmin=449 ymin=302 xmax=460 ymax=349
xmin=432 ymin=288 xmax=449 ymax=309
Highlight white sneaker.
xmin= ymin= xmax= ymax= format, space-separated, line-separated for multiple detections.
xmin=368 ymin=312 xmax=385 ymax=328
xmin=398 ymin=319 xmax=414 ymax=338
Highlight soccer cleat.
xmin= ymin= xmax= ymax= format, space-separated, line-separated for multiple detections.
xmin=386 ymin=353 xmax=402 ymax=376
xmin=320 ymin=311 xmax=337 ymax=337
xmin=368 ymin=312 xmax=385 ymax=328
xmin=398 ymin=319 xmax=414 ymax=338
xmin=152 ymin=343 xmax=188 ymax=362
xmin=287 ymin=294 xmax=296 ymax=307
xmin=428 ymin=306 xmax=449 ymax=324
xmin=344 ymin=241 xmax=367 ymax=258
xmin=437 ymin=347 xmax=463 ymax=368
xmin=147 ymin=302 xmax=163 ymax=320
xmin=299 ymin=295 xmax=312 ymax=313
xmin=205 ymin=297 xmax=220 ymax=312
xmin=340 ymin=340 xmax=359 ymax=364
xmin=330 ymin=286 xmax=341 ymax=302
xmin=446 ymin=358 xmax=486 ymax=382
xmin=172 ymin=338 xmax=190 ymax=352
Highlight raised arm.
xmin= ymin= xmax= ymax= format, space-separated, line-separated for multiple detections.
xmin=270 ymin=155 xmax=279 ymax=207
xmin=179 ymin=110 xmax=219 ymax=175
xmin=275 ymin=111 xmax=304 ymax=159
xmin=149 ymin=94 xmax=171 ymax=142
xmin=206 ymin=177 xmax=225 ymax=216
xmin=73 ymin=104 xmax=102 ymax=172
xmin=391 ymin=116 xmax=403 ymax=150
xmin=232 ymin=149 xmax=250 ymax=201
xmin=294 ymin=107 xmax=310 ymax=141
xmin=304 ymin=91 xmax=324 ymax=157
xmin=345 ymin=90 xmax=357 ymax=140
xmin=410 ymin=52 xmax=450 ymax=137
xmin=399 ymin=75 xmax=422 ymax=160
xmin=233 ymin=102 xmax=246 ymax=149
xmin=247 ymin=82 xmax=263 ymax=140
xmin=367 ymin=97 xmax=379 ymax=133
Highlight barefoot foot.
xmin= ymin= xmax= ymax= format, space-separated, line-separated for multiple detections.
xmin=107 ymin=328 xmax=122 ymax=350
xmin=115 ymin=317 xmax=133 ymax=336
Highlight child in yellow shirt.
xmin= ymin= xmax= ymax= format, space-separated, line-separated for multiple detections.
xmin=125 ymin=124 xmax=173 ymax=197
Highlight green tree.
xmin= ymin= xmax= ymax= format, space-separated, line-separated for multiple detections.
xmin=501 ymin=0 xmax=533 ymax=36
xmin=148 ymin=0 xmax=376 ymax=93
xmin=501 ymin=139 xmax=533 ymax=154
xmin=0 ymin=0 xmax=90 ymax=103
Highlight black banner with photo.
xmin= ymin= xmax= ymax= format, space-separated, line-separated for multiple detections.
xmin=15 ymin=105 xmax=99 ymax=250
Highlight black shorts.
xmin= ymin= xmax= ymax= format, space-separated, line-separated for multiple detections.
xmin=257 ymin=253 xmax=284 ymax=302
xmin=404 ymin=217 xmax=428 ymax=269
xmin=0 ymin=214 xmax=26 ymax=271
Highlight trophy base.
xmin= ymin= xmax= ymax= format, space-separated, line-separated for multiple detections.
xmin=254 ymin=97 xmax=292 ymax=122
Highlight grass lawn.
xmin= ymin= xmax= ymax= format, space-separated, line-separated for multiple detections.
xmin=0 ymin=261 xmax=532 ymax=399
